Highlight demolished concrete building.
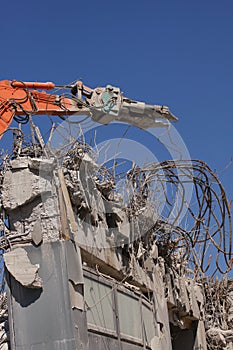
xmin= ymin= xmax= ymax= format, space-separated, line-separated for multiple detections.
xmin=0 ymin=137 xmax=232 ymax=350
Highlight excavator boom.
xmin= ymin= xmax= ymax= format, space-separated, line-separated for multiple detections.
xmin=0 ymin=80 xmax=91 ymax=136
xmin=0 ymin=79 xmax=178 ymax=138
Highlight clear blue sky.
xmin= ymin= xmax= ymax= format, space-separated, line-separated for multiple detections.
xmin=1 ymin=1 xmax=233 ymax=198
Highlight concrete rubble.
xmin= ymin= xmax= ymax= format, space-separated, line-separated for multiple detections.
xmin=1 ymin=157 xmax=60 ymax=245
xmin=4 ymin=248 xmax=42 ymax=289
xmin=0 ymin=140 xmax=232 ymax=350
xmin=204 ymin=278 xmax=233 ymax=350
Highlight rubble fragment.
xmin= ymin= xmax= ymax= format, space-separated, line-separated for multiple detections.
xmin=4 ymin=247 xmax=42 ymax=289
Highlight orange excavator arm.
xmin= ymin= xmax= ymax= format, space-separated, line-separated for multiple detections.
xmin=0 ymin=79 xmax=178 ymax=138
xmin=0 ymin=80 xmax=92 ymax=137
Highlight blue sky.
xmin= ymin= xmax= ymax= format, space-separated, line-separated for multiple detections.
xmin=1 ymin=0 xmax=233 ymax=273
xmin=1 ymin=0 xmax=232 ymax=193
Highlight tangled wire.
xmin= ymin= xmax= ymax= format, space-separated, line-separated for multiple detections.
xmin=124 ymin=160 xmax=232 ymax=275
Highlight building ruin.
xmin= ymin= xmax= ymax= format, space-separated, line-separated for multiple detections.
xmin=0 ymin=125 xmax=232 ymax=350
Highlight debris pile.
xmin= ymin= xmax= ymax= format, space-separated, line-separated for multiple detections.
xmin=53 ymin=140 xmax=232 ymax=274
xmin=0 ymin=130 xmax=232 ymax=349
xmin=204 ymin=277 xmax=233 ymax=350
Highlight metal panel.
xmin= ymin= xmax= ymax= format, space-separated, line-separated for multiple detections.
xmin=85 ymin=276 xmax=116 ymax=332
xmin=6 ymin=241 xmax=76 ymax=350
xmin=117 ymin=291 xmax=142 ymax=341
xmin=72 ymin=309 xmax=89 ymax=350
xmin=121 ymin=342 xmax=143 ymax=350
xmin=142 ymin=302 xmax=156 ymax=346
xmin=88 ymin=333 xmax=119 ymax=350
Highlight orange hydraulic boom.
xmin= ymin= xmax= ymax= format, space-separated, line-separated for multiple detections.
xmin=0 ymin=80 xmax=92 ymax=137
xmin=0 ymin=79 xmax=178 ymax=138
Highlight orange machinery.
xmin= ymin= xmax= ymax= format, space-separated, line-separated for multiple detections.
xmin=0 ymin=79 xmax=178 ymax=138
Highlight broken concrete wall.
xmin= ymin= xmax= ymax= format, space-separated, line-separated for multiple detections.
xmin=2 ymin=158 xmax=61 ymax=246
